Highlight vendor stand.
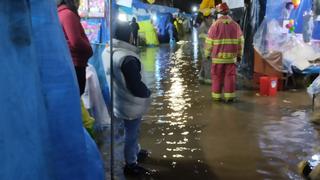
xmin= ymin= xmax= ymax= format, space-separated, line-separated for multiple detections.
xmin=252 ymin=0 xmax=320 ymax=90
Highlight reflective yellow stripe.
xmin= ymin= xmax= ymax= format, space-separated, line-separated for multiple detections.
xmin=217 ymin=52 xmax=237 ymax=59
xmin=205 ymin=38 xmax=214 ymax=45
xmin=211 ymin=39 xmax=240 ymax=45
xmin=212 ymin=93 xmax=222 ymax=99
xmin=217 ymin=19 xmax=233 ymax=24
xmin=222 ymin=19 xmax=232 ymax=24
xmin=224 ymin=93 xmax=236 ymax=99
xmin=239 ymin=36 xmax=244 ymax=57
xmin=239 ymin=36 xmax=244 ymax=43
xmin=212 ymin=58 xmax=236 ymax=64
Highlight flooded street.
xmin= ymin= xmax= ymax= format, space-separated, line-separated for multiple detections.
xmin=138 ymin=39 xmax=320 ymax=180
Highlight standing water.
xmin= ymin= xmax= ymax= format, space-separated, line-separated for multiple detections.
xmin=137 ymin=35 xmax=320 ymax=180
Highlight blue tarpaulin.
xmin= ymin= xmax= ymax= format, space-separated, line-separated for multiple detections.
xmin=289 ymin=0 xmax=313 ymax=33
xmin=0 ymin=1 xmax=104 ymax=179
xmin=156 ymin=13 xmax=176 ymax=43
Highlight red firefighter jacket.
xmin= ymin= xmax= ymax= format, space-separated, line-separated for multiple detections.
xmin=205 ymin=15 xmax=244 ymax=64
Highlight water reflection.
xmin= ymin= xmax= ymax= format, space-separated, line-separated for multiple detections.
xmin=258 ymin=108 xmax=320 ymax=179
xmin=192 ymin=27 xmax=199 ymax=62
xmin=139 ymin=38 xmax=320 ymax=180
xmin=140 ymin=42 xmax=206 ymax=176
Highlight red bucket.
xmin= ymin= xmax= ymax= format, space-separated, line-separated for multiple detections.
xmin=268 ymin=77 xmax=278 ymax=96
xmin=259 ymin=76 xmax=278 ymax=96
xmin=259 ymin=76 xmax=269 ymax=96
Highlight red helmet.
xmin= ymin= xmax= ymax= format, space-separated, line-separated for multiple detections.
xmin=216 ymin=2 xmax=229 ymax=14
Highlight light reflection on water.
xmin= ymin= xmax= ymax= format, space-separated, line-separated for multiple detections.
xmin=140 ymin=39 xmax=320 ymax=179
xmin=140 ymin=40 xmax=203 ymax=166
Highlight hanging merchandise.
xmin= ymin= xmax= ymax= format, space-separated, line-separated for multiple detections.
xmin=292 ymin=0 xmax=301 ymax=9
xmin=81 ymin=20 xmax=102 ymax=43
xmin=289 ymin=0 xmax=312 ymax=33
xmin=285 ymin=19 xmax=296 ymax=33
xmin=79 ymin=0 xmax=105 ymax=17
xmin=79 ymin=0 xmax=89 ymax=17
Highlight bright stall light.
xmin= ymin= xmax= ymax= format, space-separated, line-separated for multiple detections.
xmin=152 ymin=15 xmax=157 ymax=22
xmin=118 ymin=13 xmax=127 ymax=22
xmin=192 ymin=6 xmax=198 ymax=12
xmin=312 ymin=155 xmax=320 ymax=161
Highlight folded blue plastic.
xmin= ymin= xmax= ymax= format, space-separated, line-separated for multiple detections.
xmin=0 ymin=1 xmax=104 ymax=179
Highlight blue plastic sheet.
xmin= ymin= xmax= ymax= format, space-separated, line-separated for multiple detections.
xmin=0 ymin=1 xmax=104 ymax=179
xmin=289 ymin=0 xmax=313 ymax=33
xmin=265 ymin=0 xmax=285 ymax=21
xmin=156 ymin=13 xmax=176 ymax=43
xmin=89 ymin=44 xmax=111 ymax=113
xmin=313 ymin=21 xmax=320 ymax=39
xmin=132 ymin=0 xmax=179 ymax=13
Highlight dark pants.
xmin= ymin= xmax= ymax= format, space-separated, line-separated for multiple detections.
xmin=132 ymin=32 xmax=138 ymax=46
xmin=75 ymin=66 xmax=86 ymax=96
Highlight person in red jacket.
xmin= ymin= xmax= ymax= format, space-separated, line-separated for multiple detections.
xmin=205 ymin=2 xmax=244 ymax=102
xmin=56 ymin=0 xmax=93 ymax=96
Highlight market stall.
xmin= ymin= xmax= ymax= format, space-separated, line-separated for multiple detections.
xmin=252 ymin=0 xmax=320 ymax=89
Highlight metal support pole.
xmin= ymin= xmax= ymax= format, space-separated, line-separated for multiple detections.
xmin=313 ymin=94 xmax=316 ymax=112
xmin=108 ymin=0 xmax=114 ymax=179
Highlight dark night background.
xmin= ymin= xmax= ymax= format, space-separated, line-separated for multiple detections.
xmin=142 ymin=0 xmax=220 ymax=13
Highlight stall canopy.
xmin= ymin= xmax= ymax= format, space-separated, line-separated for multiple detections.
xmin=253 ymin=0 xmax=320 ymax=73
xmin=138 ymin=20 xmax=159 ymax=46
xmin=156 ymin=13 xmax=177 ymax=43
xmin=289 ymin=0 xmax=313 ymax=33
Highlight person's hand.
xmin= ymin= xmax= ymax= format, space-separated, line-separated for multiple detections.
xmin=237 ymin=56 xmax=241 ymax=63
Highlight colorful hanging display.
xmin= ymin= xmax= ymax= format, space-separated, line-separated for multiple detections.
xmin=292 ymin=0 xmax=301 ymax=9
xmin=78 ymin=0 xmax=105 ymax=17
xmin=81 ymin=20 xmax=101 ymax=43
xmin=79 ymin=0 xmax=88 ymax=17
xmin=285 ymin=19 xmax=295 ymax=33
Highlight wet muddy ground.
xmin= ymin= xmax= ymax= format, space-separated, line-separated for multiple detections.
xmin=136 ymin=40 xmax=320 ymax=180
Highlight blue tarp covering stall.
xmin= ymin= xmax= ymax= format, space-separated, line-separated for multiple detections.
xmin=0 ymin=1 xmax=105 ymax=180
xmin=289 ymin=0 xmax=313 ymax=33
xmin=155 ymin=13 xmax=177 ymax=43
xmin=266 ymin=0 xmax=320 ymax=39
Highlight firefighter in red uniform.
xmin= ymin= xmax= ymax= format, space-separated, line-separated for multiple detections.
xmin=205 ymin=2 xmax=244 ymax=102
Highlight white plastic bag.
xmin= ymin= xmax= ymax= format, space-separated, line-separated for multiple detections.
xmin=308 ymin=75 xmax=320 ymax=95
xmin=82 ymin=65 xmax=111 ymax=129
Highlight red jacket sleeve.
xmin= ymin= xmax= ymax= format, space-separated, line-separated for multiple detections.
xmin=205 ymin=23 xmax=218 ymax=57
xmin=60 ymin=11 xmax=93 ymax=60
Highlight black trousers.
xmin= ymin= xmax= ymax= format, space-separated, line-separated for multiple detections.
xmin=75 ymin=66 xmax=86 ymax=96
